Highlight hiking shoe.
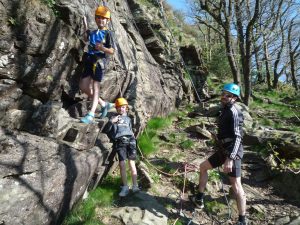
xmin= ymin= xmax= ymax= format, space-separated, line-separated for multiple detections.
xmin=191 ymin=196 xmax=204 ymax=209
xmin=99 ymin=102 xmax=114 ymax=119
xmin=119 ymin=185 xmax=129 ymax=197
xmin=234 ymin=220 xmax=248 ymax=225
xmin=131 ymin=185 xmax=140 ymax=193
xmin=80 ymin=112 xmax=94 ymax=124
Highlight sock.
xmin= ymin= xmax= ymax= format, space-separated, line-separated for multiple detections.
xmin=238 ymin=215 xmax=246 ymax=223
xmin=196 ymin=192 xmax=204 ymax=200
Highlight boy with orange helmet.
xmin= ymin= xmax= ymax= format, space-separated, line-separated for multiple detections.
xmin=104 ymin=98 xmax=140 ymax=197
xmin=80 ymin=5 xmax=115 ymax=124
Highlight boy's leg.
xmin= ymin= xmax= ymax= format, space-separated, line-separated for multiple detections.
xmin=127 ymin=139 xmax=139 ymax=192
xmin=119 ymin=160 xmax=128 ymax=186
xmin=116 ymin=144 xmax=130 ymax=197
xmin=128 ymin=160 xmax=138 ymax=186
xmin=79 ymin=76 xmax=93 ymax=97
xmin=90 ymin=80 xmax=100 ymax=114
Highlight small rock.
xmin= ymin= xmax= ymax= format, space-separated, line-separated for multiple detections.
xmin=287 ymin=217 xmax=300 ymax=225
xmin=275 ymin=216 xmax=290 ymax=225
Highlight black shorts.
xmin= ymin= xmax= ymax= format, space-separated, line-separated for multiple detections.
xmin=114 ymin=137 xmax=137 ymax=161
xmin=208 ymin=150 xmax=242 ymax=177
xmin=81 ymin=53 xmax=106 ymax=82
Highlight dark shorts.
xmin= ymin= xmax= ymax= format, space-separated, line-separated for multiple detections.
xmin=208 ymin=149 xmax=242 ymax=177
xmin=114 ymin=137 xmax=137 ymax=161
xmin=81 ymin=53 xmax=106 ymax=82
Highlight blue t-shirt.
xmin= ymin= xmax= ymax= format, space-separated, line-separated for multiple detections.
xmin=87 ymin=29 xmax=112 ymax=57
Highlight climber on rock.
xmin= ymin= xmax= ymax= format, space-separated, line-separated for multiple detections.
xmin=104 ymin=97 xmax=140 ymax=197
xmin=80 ymin=5 xmax=115 ymax=124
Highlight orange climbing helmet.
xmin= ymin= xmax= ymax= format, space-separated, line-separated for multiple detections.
xmin=115 ymin=98 xmax=128 ymax=107
xmin=95 ymin=6 xmax=111 ymax=19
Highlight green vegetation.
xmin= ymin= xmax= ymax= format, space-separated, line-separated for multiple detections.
xmin=206 ymin=44 xmax=232 ymax=79
xmin=205 ymin=200 xmax=226 ymax=214
xmin=8 ymin=17 xmax=17 ymax=26
xmin=138 ymin=116 xmax=175 ymax=157
xmin=136 ymin=0 xmax=156 ymax=8
xmin=42 ymin=0 xmax=59 ymax=15
xmin=62 ymin=176 xmax=119 ymax=225
xmin=288 ymin=158 xmax=300 ymax=171
xmin=208 ymin=169 xmax=221 ymax=182
xmin=42 ymin=0 xmax=56 ymax=8
xmin=250 ymin=84 xmax=300 ymax=133
xmin=179 ymin=139 xmax=194 ymax=149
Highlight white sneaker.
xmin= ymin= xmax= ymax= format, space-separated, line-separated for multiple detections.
xmin=119 ymin=185 xmax=129 ymax=197
xmin=131 ymin=185 xmax=140 ymax=193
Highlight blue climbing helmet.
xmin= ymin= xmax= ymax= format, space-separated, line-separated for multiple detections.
xmin=222 ymin=83 xmax=240 ymax=97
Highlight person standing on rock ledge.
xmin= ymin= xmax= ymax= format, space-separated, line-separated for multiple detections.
xmin=79 ymin=5 xmax=115 ymax=124
xmin=192 ymin=83 xmax=247 ymax=225
xmin=104 ymin=97 xmax=140 ymax=197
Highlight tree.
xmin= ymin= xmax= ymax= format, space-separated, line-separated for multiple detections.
xmin=287 ymin=17 xmax=300 ymax=90
xmin=192 ymin=0 xmax=260 ymax=105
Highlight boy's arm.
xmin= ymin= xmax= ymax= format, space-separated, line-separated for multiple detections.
xmin=96 ymin=44 xmax=114 ymax=55
xmin=95 ymin=31 xmax=114 ymax=55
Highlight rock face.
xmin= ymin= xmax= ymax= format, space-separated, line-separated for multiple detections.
xmin=0 ymin=127 xmax=114 ymax=225
xmin=0 ymin=0 xmax=203 ymax=224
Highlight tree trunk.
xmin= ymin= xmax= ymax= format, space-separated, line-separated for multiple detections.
xmin=254 ymin=46 xmax=263 ymax=83
xmin=224 ymin=29 xmax=241 ymax=85
xmin=234 ymin=0 xmax=260 ymax=105
xmin=290 ymin=54 xmax=298 ymax=90
xmin=263 ymin=39 xmax=272 ymax=89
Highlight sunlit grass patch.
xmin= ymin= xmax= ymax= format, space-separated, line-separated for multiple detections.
xmin=138 ymin=115 xmax=177 ymax=157
xmin=62 ymin=176 xmax=119 ymax=225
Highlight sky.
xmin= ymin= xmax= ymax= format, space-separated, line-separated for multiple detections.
xmin=166 ymin=0 xmax=194 ymax=23
xmin=166 ymin=0 xmax=187 ymax=11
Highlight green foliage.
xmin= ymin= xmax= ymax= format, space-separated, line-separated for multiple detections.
xmin=147 ymin=117 xmax=173 ymax=130
xmin=62 ymin=176 xmax=119 ymax=225
xmin=8 ymin=17 xmax=17 ymax=26
xmin=138 ymin=116 xmax=175 ymax=157
xmin=174 ymin=220 xmax=184 ymax=225
xmin=179 ymin=139 xmax=194 ymax=149
xmin=42 ymin=0 xmax=56 ymax=8
xmin=250 ymin=85 xmax=300 ymax=133
xmin=136 ymin=0 xmax=155 ymax=7
xmin=206 ymin=44 xmax=232 ymax=79
xmin=208 ymin=169 xmax=220 ymax=182
xmin=42 ymin=0 xmax=59 ymax=15
xmin=172 ymin=175 xmax=184 ymax=188
xmin=138 ymin=130 xmax=157 ymax=156
xmin=205 ymin=200 xmax=226 ymax=214
xmin=288 ymin=158 xmax=300 ymax=170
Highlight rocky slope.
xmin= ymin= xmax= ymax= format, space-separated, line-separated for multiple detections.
xmin=90 ymin=102 xmax=300 ymax=225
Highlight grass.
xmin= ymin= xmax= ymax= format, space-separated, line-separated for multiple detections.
xmin=250 ymin=85 xmax=300 ymax=133
xmin=179 ymin=139 xmax=194 ymax=149
xmin=137 ymin=115 xmax=175 ymax=157
xmin=208 ymin=169 xmax=221 ymax=182
xmin=205 ymin=200 xmax=227 ymax=214
xmin=62 ymin=176 xmax=120 ymax=225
